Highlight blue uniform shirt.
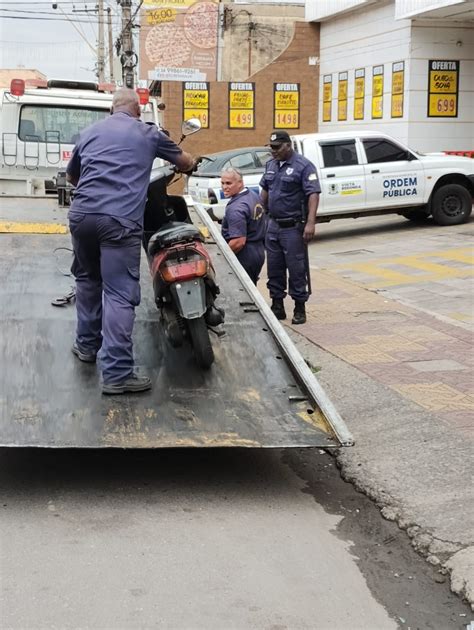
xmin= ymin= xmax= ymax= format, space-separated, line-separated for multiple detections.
xmin=259 ymin=152 xmax=321 ymax=220
xmin=221 ymin=188 xmax=265 ymax=244
xmin=67 ymin=112 xmax=183 ymax=227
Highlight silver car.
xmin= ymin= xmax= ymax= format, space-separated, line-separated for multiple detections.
xmin=186 ymin=146 xmax=271 ymax=221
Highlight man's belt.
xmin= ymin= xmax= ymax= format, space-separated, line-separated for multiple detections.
xmin=268 ymin=214 xmax=302 ymax=228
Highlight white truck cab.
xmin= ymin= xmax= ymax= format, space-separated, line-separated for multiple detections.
xmin=0 ymin=78 xmax=163 ymax=197
xmin=291 ymin=131 xmax=474 ymax=226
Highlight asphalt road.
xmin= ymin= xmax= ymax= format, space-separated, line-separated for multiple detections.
xmin=0 ymin=447 xmax=470 ymax=629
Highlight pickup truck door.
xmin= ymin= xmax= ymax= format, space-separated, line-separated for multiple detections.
xmin=317 ymin=139 xmax=366 ymax=214
xmin=361 ymin=137 xmax=425 ymax=209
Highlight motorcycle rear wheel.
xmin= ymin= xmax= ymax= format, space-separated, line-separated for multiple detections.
xmin=187 ymin=316 xmax=214 ymax=370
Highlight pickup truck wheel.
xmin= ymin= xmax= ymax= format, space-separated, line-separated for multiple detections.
xmin=432 ymin=184 xmax=472 ymax=226
xmin=402 ymin=209 xmax=429 ymax=223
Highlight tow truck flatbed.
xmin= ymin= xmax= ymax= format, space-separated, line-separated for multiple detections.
xmin=0 ymin=199 xmax=353 ymax=449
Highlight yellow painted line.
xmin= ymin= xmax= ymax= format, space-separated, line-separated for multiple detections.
xmin=0 ymin=222 xmax=68 ymax=234
xmin=390 ymin=256 xmax=464 ymax=277
xmin=345 ymin=263 xmax=415 ymax=285
xmin=436 ymin=249 xmax=473 ymax=265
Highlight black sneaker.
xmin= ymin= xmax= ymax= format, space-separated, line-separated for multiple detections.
xmin=102 ymin=374 xmax=152 ymax=395
xmin=271 ymin=299 xmax=286 ymax=320
xmin=72 ymin=343 xmax=97 ymax=363
xmin=291 ymin=302 xmax=306 ymax=325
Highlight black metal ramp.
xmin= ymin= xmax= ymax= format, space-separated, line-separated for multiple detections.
xmin=0 ymin=233 xmax=340 ymax=449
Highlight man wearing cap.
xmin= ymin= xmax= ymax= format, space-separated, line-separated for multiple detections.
xmin=220 ymin=166 xmax=265 ymax=284
xmin=260 ymin=130 xmax=320 ymax=324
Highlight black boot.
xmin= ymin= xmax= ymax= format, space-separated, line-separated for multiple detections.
xmin=292 ymin=301 xmax=306 ymax=325
xmin=271 ymin=298 xmax=286 ymax=320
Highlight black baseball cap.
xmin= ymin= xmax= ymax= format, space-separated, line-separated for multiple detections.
xmin=267 ymin=130 xmax=291 ymax=146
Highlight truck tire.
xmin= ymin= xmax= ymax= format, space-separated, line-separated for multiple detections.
xmin=432 ymin=184 xmax=472 ymax=226
xmin=187 ymin=316 xmax=214 ymax=370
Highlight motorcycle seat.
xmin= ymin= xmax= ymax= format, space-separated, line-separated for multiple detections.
xmin=148 ymin=221 xmax=203 ymax=256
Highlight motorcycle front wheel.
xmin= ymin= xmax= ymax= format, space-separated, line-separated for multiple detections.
xmin=187 ymin=316 xmax=214 ymax=370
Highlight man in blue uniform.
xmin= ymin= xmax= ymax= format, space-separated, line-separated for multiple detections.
xmin=260 ymin=130 xmax=320 ymax=325
xmin=220 ymin=167 xmax=265 ymax=284
xmin=66 ymin=88 xmax=194 ymax=394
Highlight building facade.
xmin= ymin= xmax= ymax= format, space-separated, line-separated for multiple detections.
xmin=307 ymin=0 xmax=474 ymax=152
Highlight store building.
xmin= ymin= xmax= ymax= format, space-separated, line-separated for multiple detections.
xmin=306 ymin=0 xmax=474 ymax=152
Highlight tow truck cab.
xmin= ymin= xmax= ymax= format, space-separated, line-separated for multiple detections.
xmin=0 ymin=78 xmax=163 ymax=197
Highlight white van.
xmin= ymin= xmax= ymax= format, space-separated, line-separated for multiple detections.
xmin=0 ymin=78 xmax=163 ymax=196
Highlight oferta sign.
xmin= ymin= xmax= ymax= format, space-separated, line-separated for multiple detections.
xmin=274 ymin=83 xmax=299 ymax=129
xmin=428 ymin=60 xmax=459 ymax=117
xmin=228 ymin=82 xmax=255 ymax=129
xmin=183 ymin=81 xmax=209 ymax=128
xmin=372 ymin=65 xmax=384 ymax=119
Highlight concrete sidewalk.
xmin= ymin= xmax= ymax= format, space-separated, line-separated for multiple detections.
xmin=285 ymin=267 xmax=473 ymax=608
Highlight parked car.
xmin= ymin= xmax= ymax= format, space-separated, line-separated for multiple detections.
xmin=186 ymin=146 xmax=271 ymax=221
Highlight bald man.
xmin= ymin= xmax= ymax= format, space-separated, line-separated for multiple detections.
xmin=220 ymin=167 xmax=266 ymax=284
xmin=66 ymin=88 xmax=194 ymax=394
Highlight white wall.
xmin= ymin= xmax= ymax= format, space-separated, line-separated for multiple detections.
xmin=408 ymin=22 xmax=474 ymax=151
xmin=317 ymin=0 xmax=474 ymax=150
xmin=318 ymin=1 xmax=412 ymax=143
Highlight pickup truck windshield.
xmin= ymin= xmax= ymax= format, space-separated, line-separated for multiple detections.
xmin=19 ymin=105 xmax=109 ymax=144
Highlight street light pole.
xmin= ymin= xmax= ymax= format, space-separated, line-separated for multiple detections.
xmin=118 ymin=0 xmax=136 ymax=88
xmin=97 ymin=0 xmax=106 ymax=82
xmin=107 ymin=7 xmax=115 ymax=82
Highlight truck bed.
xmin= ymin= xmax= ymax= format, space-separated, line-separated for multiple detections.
xmin=0 ymin=201 xmax=353 ymax=449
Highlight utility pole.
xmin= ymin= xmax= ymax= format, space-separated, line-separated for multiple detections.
xmin=107 ymin=7 xmax=115 ymax=82
xmin=118 ymin=0 xmax=137 ymax=88
xmin=97 ymin=0 xmax=106 ymax=82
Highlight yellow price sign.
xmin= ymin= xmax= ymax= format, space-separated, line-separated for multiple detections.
xmin=323 ymin=83 xmax=332 ymax=103
xmin=275 ymin=92 xmax=299 ymax=110
xmin=183 ymin=108 xmax=209 ymax=128
xmin=354 ymin=98 xmax=364 ymax=120
xmin=372 ymin=95 xmax=383 ymax=119
xmin=274 ymin=110 xmax=299 ymax=129
xmin=145 ymin=7 xmax=177 ymax=25
xmin=391 ymin=93 xmax=403 ymax=118
xmin=429 ymin=70 xmax=457 ymax=93
xmin=229 ymin=90 xmax=254 ymax=109
xmin=338 ymin=80 xmax=347 ymax=101
xmin=428 ymin=94 xmax=457 ymax=117
xmin=183 ymin=90 xmax=208 ymax=109
xmin=392 ymin=71 xmax=404 ymax=95
xmin=323 ymin=101 xmax=331 ymax=122
xmin=338 ymin=99 xmax=347 ymax=121
xmin=355 ymin=76 xmax=365 ymax=99
xmin=373 ymin=74 xmax=383 ymax=97
xmin=229 ymin=110 xmax=254 ymax=129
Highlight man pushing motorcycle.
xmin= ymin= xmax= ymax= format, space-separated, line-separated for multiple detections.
xmin=66 ymin=87 xmax=195 ymax=395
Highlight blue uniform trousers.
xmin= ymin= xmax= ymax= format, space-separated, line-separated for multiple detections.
xmin=236 ymin=242 xmax=265 ymax=285
xmin=69 ymin=213 xmax=142 ymax=384
xmin=265 ymin=219 xmax=308 ymax=302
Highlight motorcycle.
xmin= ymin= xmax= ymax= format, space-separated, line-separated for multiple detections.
xmin=143 ymin=119 xmax=224 ymax=369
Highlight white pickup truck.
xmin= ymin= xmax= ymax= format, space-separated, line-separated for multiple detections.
xmin=195 ymin=131 xmax=474 ymax=226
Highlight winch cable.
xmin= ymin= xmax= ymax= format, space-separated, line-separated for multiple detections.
xmin=51 ymin=246 xmax=76 ymax=307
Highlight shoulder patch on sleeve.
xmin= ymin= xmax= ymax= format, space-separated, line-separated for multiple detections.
xmin=308 ymin=173 xmax=318 ymax=181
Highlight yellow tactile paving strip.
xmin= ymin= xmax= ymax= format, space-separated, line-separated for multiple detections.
xmin=332 ymin=246 xmax=474 ymax=288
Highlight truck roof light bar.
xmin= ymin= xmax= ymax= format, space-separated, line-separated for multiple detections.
xmin=10 ymin=79 xmax=25 ymax=96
